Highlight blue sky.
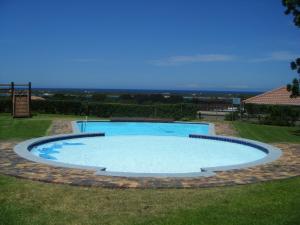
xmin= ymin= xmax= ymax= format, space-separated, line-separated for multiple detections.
xmin=0 ymin=0 xmax=300 ymax=91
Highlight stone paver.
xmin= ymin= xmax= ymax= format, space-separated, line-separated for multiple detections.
xmin=214 ymin=121 xmax=238 ymax=136
xmin=49 ymin=120 xmax=73 ymax=135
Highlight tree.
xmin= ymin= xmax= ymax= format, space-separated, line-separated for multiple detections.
xmin=119 ymin=94 xmax=133 ymax=100
xmin=166 ymin=95 xmax=184 ymax=103
xmin=282 ymin=0 xmax=300 ymax=97
xmin=287 ymin=78 xmax=300 ymax=96
xmin=91 ymin=94 xmax=106 ymax=102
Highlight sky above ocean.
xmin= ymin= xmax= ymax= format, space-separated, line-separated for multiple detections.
xmin=0 ymin=0 xmax=300 ymax=91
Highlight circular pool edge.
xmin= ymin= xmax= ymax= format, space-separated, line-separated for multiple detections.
xmin=13 ymin=133 xmax=282 ymax=178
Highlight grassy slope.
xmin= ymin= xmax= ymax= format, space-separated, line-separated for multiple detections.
xmin=233 ymin=122 xmax=300 ymax=143
xmin=0 ymin=115 xmax=51 ymax=140
xmin=0 ymin=114 xmax=300 ymax=224
xmin=0 ymin=175 xmax=300 ymax=225
xmin=0 ymin=113 xmax=100 ymax=140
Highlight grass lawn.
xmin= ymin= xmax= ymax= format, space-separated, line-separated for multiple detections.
xmin=0 ymin=175 xmax=300 ymax=225
xmin=0 ymin=113 xmax=101 ymax=140
xmin=233 ymin=122 xmax=300 ymax=143
xmin=0 ymin=115 xmax=52 ymax=140
xmin=0 ymin=114 xmax=300 ymax=224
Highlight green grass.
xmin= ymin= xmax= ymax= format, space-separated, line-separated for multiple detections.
xmin=0 ymin=113 xmax=103 ymax=140
xmin=233 ymin=122 xmax=300 ymax=143
xmin=0 ymin=115 xmax=51 ymax=140
xmin=30 ymin=113 xmax=101 ymax=120
xmin=0 ymin=175 xmax=299 ymax=225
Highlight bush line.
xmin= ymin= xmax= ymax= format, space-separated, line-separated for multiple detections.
xmin=0 ymin=99 xmax=199 ymax=120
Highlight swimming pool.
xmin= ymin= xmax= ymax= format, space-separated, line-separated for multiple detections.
xmin=14 ymin=121 xmax=282 ymax=177
xmin=29 ymin=135 xmax=268 ymax=174
xmin=74 ymin=121 xmax=213 ymax=136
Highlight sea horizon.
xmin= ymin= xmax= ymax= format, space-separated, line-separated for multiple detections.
xmin=33 ymin=87 xmax=263 ymax=95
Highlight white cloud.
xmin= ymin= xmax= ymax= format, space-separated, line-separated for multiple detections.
xmin=249 ymin=51 xmax=298 ymax=63
xmin=149 ymin=54 xmax=236 ymax=66
xmin=149 ymin=51 xmax=299 ymax=66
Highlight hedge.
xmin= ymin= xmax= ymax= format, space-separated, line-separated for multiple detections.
xmin=0 ymin=99 xmax=199 ymax=119
xmin=245 ymin=103 xmax=300 ymax=126
xmin=0 ymin=98 xmax=11 ymax=113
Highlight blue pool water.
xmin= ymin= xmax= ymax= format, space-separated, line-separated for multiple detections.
xmin=76 ymin=121 xmax=210 ymax=136
xmin=31 ymin=136 xmax=267 ymax=174
xmin=28 ymin=121 xmax=271 ymax=175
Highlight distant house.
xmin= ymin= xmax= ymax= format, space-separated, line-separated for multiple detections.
xmin=243 ymin=86 xmax=300 ymax=106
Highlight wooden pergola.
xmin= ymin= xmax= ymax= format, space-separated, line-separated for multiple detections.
xmin=0 ymin=82 xmax=32 ymax=118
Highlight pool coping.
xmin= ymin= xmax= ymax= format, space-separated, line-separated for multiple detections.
xmin=71 ymin=120 xmax=216 ymax=136
xmin=13 ymin=132 xmax=282 ymax=178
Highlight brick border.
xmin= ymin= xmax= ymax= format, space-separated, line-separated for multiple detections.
xmin=13 ymin=133 xmax=282 ymax=178
xmin=0 ymin=141 xmax=299 ymax=188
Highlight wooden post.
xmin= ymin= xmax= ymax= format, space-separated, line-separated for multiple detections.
xmin=28 ymin=82 xmax=31 ymax=117
xmin=11 ymin=82 xmax=14 ymax=116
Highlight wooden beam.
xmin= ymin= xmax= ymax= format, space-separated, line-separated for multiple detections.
xmin=11 ymin=82 xmax=14 ymax=116
xmin=28 ymin=82 xmax=31 ymax=117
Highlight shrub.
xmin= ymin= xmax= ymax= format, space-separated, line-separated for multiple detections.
xmin=0 ymin=98 xmax=200 ymax=119
xmin=245 ymin=104 xmax=300 ymax=126
xmin=29 ymin=100 xmax=199 ymax=119
xmin=225 ymin=111 xmax=239 ymax=121
xmin=91 ymin=94 xmax=106 ymax=102
xmin=32 ymin=100 xmax=83 ymax=115
xmin=261 ymin=106 xmax=300 ymax=126
xmin=88 ymin=103 xmax=155 ymax=118
xmin=0 ymin=98 xmax=11 ymax=113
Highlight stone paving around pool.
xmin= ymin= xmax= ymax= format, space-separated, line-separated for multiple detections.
xmin=49 ymin=120 xmax=73 ymax=135
xmin=0 ymin=120 xmax=299 ymax=188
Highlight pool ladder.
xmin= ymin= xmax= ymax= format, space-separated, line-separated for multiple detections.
xmin=81 ymin=116 xmax=88 ymax=132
